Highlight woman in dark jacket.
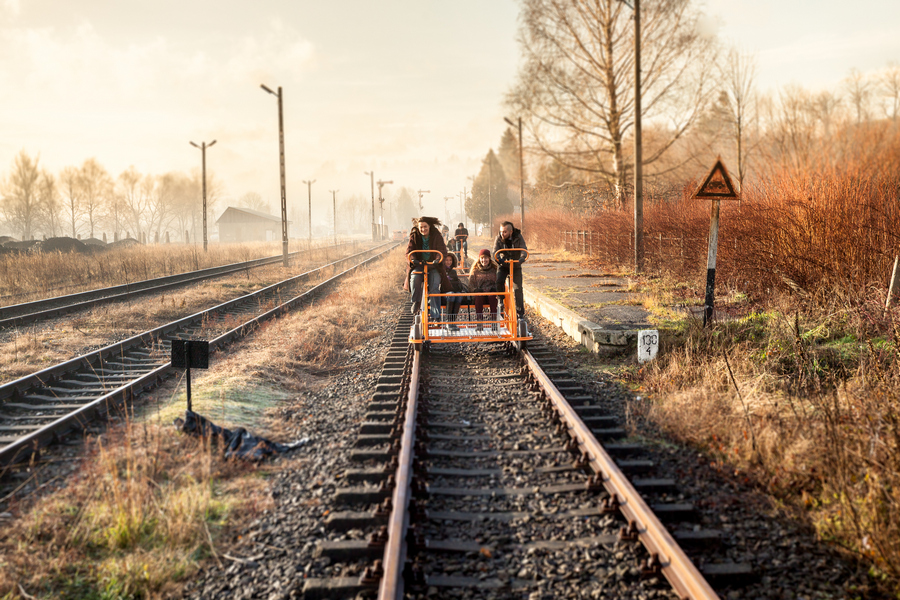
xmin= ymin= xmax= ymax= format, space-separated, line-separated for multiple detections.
xmin=468 ymin=248 xmax=499 ymax=329
xmin=404 ymin=216 xmax=451 ymax=321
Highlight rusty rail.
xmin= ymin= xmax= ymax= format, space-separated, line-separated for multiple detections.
xmin=521 ymin=349 xmax=720 ymax=600
xmin=378 ymin=350 xmax=420 ymax=600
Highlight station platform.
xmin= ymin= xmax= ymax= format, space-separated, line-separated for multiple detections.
xmin=522 ymin=252 xmax=658 ymax=355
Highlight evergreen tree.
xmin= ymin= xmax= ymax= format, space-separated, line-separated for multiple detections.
xmin=394 ymin=187 xmax=418 ymax=232
xmin=497 ymin=127 xmax=523 ymax=205
xmin=466 ymin=150 xmax=511 ymax=226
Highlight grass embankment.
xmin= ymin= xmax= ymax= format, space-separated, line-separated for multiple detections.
xmin=0 ymin=239 xmax=354 ymax=306
xmin=0 ymin=249 xmax=407 ymax=600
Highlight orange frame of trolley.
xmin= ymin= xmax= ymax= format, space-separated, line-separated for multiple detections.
xmin=407 ymin=248 xmax=531 ymax=349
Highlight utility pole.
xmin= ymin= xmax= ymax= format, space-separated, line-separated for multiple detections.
xmin=377 ymin=179 xmax=393 ymax=239
xmin=617 ymin=0 xmax=644 ymax=271
xmin=364 ymin=171 xmax=375 ymax=241
xmin=302 ymin=179 xmax=315 ymax=247
xmin=189 ymin=139 xmax=216 ymax=252
xmin=329 ymin=189 xmax=339 ymax=244
xmin=458 ymin=191 xmax=464 ymax=228
xmin=260 ymin=84 xmax=289 ymax=267
xmin=504 ymin=116 xmax=525 ymax=234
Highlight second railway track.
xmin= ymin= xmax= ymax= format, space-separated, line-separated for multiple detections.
xmin=0 ymin=243 xmax=398 ymax=469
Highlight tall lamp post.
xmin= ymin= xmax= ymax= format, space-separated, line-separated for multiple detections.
xmin=302 ymin=179 xmax=315 ymax=247
xmin=189 ymin=139 xmax=216 ymax=252
xmin=503 ymin=116 xmax=525 ymax=234
xmin=364 ymin=171 xmax=375 ymax=241
xmin=260 ymin=84 xmax=289 ymax=267
xmin=329 ymin=189 xmax=339 ymax=244
xmin=377 ymin=179 xmax=393 ymax=239
xmin=618 ymin=0 xmax=644 ymax=272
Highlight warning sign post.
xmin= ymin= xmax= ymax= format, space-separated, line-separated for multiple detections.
xmin=693 ymin=158 xmax=739 ymax=326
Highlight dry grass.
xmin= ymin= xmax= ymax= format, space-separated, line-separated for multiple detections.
xmin=0 ymin=246 xmax=367 ymax=385
xmin=0 ymin=239 xmax=353 ymax=307
xmin=637 ymin=291 xmax=900 ymax=591
xmin=0 ymin=248 xmax=407 ymax=600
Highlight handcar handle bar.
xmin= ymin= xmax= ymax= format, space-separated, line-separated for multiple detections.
xmin=407 ymin=249 xmax=444 ymax=265
xmin=494 ymin=248 xmax=529 ymax=263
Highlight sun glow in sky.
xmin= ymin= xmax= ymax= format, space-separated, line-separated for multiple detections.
xmin=1 ymin=0 xmax=899 ymax=228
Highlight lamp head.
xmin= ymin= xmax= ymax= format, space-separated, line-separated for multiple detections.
xmin=190 ymin=141 xmax=199 ymax=149
xmin=260 ymin=84 xmax=276 ymax=95
xmin=208 ymin=140 xmax=217 ymax=147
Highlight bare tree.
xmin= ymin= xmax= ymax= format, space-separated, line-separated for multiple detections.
xmin=78 ymin=158 xmax=112 ymax=239
xmin=843 ymin=68 xmax=873 ymax=125
xmin=59 ymin=166 xmax=84 ymax=238
xmin=506 ymin=0 xmax=718 ymax=208
xmin=0 ymin=150 xmax=42 ymax=240
xmin=38 ymin=170 xmax=62 ymax=237
xmin=720 ymin=48 xmax=757 ymax=188
xmin=879 ymin=62 xmax=900 ymax=123
xmin=238 ymin=191 xmax=270 ymax=213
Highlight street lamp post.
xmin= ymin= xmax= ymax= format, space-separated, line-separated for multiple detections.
xmin=260 ymin=84 xmax=289 ymax=267
xmin=504 ymin=116 xmax=525 ymax=234
xmin=189 ymin=139 xmax=216 ymax=252
xmin=364 ymin=171 xmax=375 ymax=241
xmin=377 ymin=179 xmax=393 ymax=239
xmin=329 ymin=189 xmax=339 ymax=244
xmin=302 ymin=179 xmax=315 ymax=247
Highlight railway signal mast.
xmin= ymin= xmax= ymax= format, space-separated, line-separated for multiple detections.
xmin=377 ymin=179 xmax=393 ymax=239
xmin=417 ymin=189 xmax=430 ymax=212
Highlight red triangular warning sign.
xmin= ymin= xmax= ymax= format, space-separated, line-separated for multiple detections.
xmin=693 ymin=158 xmax=739 ymax=199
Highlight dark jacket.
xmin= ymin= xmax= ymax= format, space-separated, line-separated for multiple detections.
xmin=454 ymin=226 xmax=469 ymax=238
xmin=493 ymin=226 xmax=527 ymax=264
xmin=406 ymin=228 xmax=452 ymax=291
xmin=469 ymin=258 xmax=499 ymax=293
xmin=444 ymin=252 xmax=466 ymax=293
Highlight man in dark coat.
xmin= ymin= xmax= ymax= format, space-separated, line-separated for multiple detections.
xmin=454 ymin=222 xmax=469 ymax=261
xmin=404 ymin=216 xmax=452 ymax=321
xmin=493 ymin=221 xmax=528 ymax=319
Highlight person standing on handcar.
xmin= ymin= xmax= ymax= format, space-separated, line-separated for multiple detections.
xmin=404 ymin=216 xmax=451 ymax=322
xmin=493 ymin=221 xmax=528 ymax=320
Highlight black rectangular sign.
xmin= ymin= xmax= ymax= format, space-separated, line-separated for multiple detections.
xmin=171 ymin=339 xmax=210 ymax=369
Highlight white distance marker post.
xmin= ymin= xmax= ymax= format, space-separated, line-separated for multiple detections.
xmin=637 ymin=329 xmax=659 ymax=364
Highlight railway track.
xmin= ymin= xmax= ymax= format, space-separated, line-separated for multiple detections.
xmin=300 ymin=308 xmax=758 ymax=599
xmin=0 ymin=243 xmax=398 ymax=469
xmin=0 ymin=241 xmax=367 ymax=329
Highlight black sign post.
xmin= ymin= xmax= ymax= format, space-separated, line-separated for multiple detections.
xmin=171 ymin=339 xmax=210 ymax=412
xmin=693 ymin=158 xmax=739 ymax=327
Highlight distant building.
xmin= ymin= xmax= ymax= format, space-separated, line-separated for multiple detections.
xmin=216 ymin=207 xmax=289 ymax=243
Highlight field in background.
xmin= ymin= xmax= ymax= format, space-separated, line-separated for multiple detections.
xmin=0 ymin=238 xmax=364 ymax=307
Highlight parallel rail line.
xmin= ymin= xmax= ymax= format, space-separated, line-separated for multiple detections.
xmin=0 ymin=241 xmax=364 ymax=329
xmin=0 ymin=243 xmax=397 ymax=468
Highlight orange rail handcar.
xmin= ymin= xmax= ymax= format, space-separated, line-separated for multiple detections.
xmin=407 ymin=248 xmax=531 ymax=351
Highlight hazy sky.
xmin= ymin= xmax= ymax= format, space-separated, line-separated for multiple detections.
xmin=1 ymin=0 xmax=899 ymax=229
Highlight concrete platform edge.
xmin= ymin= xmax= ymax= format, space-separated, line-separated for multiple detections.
xmin=524 ymin=287 xmax=636 ymax=353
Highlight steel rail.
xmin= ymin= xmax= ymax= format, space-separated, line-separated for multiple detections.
xmin=0 ymin=241 xmax=362 ymax=328
xmin=0 ymin=244 xmax=399 ymax=467
xmin=0 ymin=243 xmax=392 ymax=399
xmin=377 ymin=349 xmax=419 ymax=600
xmin=521 ymin=349 xmax=720 ymax=600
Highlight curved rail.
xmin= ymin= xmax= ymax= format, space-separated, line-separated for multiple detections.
xmin=0 ymin=243 xmax=399 ymax=467
xmin=0 ymin=241 xmax=364 ymax=328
